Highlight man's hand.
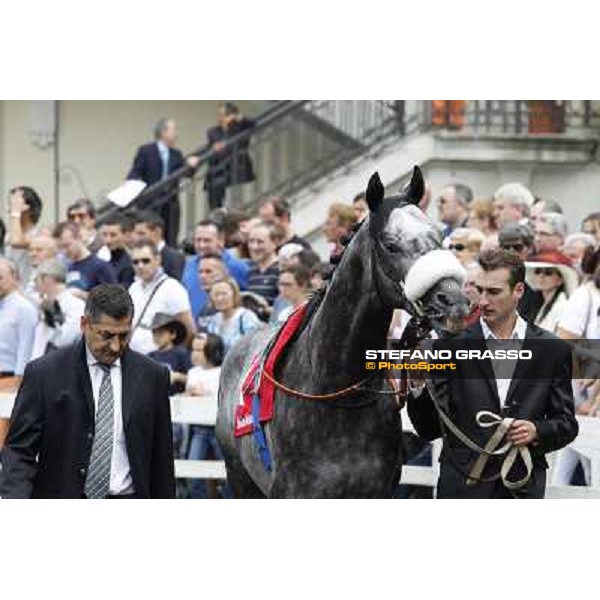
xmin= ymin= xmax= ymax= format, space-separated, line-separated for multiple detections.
xmin=170 ymin=371 xmax=187 ymax=386
xmin=213 ymin=141 xmax=226 ymax=152
xmin=186 ymin=156 xmax=200 ymax=169
xmin=507 ymin=419 xmax=538 ymax=446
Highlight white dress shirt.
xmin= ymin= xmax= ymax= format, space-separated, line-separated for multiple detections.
xmin=85 ymin=346 xmax=134 ymax=496
xmin=479 ymin=313 xmax=528 ymax=408
xmin=157 ymin=140 xmax=170 ymax=179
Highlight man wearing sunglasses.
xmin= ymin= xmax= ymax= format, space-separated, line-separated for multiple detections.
xmin=127 ymin=240 xmax=194 ymax=355
xmin=1 ymin=284 xmax=176 ymax=498
xmin=498 ymin=223 xmax=543 ymax=322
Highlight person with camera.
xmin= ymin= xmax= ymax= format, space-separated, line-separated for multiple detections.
xmin=30 ymin=259 xmax=85 ymax=360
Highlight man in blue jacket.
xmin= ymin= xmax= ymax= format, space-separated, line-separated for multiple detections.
xmin=181 ymin=219 xmax=248 ymax=321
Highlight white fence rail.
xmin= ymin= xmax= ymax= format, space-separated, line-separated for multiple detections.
xmin=2 ymin=393 xmax=600 ymax=498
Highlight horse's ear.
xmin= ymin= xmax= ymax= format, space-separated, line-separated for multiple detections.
xmin=366 ymin=172 xmax=384 ymax=213
xmin=404 ymin=166 xmax=425 ymax=205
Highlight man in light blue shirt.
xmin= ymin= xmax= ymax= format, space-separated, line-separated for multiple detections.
xmin=0 ymin=258 xmax=38 ymax=378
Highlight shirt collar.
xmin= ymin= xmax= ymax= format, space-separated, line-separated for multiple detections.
xmin=480 ymin=313 xmax=527 ymax=341
xmin=156 ymin=140 xmax=169 ymax=155
xmin=85 ymin=343 xmax=122 ymax=369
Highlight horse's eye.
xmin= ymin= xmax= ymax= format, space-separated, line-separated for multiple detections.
xmin=380 ymin=235 xmax=403 ymax=253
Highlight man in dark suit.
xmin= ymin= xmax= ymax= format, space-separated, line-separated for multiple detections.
xmin=131 ymin=210 xmax=185 ymax=280
xmin=407 ymin=248 xmax=578 ymax=498
xmin=204 ymin=102 xmax=256 ymax=210
xmin=128 ymin=118 xmax=198 ymax=247
xmin=1 ymin=284 xmax=175 ymax=499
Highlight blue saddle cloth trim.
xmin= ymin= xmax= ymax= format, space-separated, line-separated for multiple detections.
xmin=252 ymin=392 xmax=272 ymax=471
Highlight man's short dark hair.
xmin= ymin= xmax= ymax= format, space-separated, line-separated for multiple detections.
xmin=271 ymin=197 xmax=291 ymax=219
xmin=67 ymin=198 xmax=96 ymax=219
xmin=199 ymin=251 xmax=224 ymax=263
xmin=281 ymin=264 xmax=311 ymax=288
xmin=498 ymin=223 xmax=534 ymax=247
xmin=53 ymin=220 xmax=80 ymax=239
xmin=196 ymin=219 xmax=223 ymax=235
xmin=478 ymin=248 xmax=525 ymax=289
xmin=133 ymin=209 xmax=165 ymax=232
xmin=85 ymin=284 xmax=134 ymax=323
xmin=100 ymin=212 xmax=128 ymax=231
xmin=11 ymin=186 xmax=42 ymax=224
xmin=131 ymin=240 xmax=159 ymax=256
xmin=297 ymin=248 xmax=321 ymax=269
xmin=222 ymin=102 xmax=239 ymax=116
xmin=353 ymin=191 xmax=366 ymax=204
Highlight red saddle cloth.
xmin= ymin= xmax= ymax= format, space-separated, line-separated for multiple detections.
xmin=234 ymin=304 xmax=308 ymax=437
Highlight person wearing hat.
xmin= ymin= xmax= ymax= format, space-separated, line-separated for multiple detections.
xmin=498 ymin=222 xmax=543 ymax=322
xmin=148 ymin=312 xmax=191 ymax=396
xmin=525 ymin=251 xmax=579 ymax=333
xmin=148 ymin=312 xmax=191 ymax=466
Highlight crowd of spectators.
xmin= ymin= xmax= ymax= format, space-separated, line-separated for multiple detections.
xmin=1 ymin=145 xmax=599 ymax=496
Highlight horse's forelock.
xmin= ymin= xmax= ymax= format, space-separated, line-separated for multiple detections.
xmin=379 ymin=202 xmax=439 ymax=251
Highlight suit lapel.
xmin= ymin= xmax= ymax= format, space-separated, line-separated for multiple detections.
xmin=505 ymin=324 xmax=540 ymax=406
xmin=150 ymin=143 xmax=162 ymax=182
xmin=75 ymin=339 xmax=95 ymax=421
xmin=120 ymin=349 xmax=142 ymax=428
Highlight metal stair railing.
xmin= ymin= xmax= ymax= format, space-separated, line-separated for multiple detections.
xmin=95 ymin=100 xmax=308 ymax=225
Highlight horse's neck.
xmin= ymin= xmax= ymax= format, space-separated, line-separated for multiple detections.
xmin=301 ymin=233 xmax=392 ymax=387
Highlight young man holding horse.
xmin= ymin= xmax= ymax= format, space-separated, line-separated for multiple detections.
xmin=407 ymin=248 xmax=578 ymax=499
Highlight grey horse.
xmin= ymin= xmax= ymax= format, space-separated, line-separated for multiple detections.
xmin=216 ymin=166 xmax=469 ymax=498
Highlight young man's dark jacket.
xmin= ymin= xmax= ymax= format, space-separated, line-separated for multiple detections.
xmin=407 ymin=320 xmax=578 ymax=498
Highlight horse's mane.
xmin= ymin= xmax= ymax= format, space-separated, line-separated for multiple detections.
xmin=300 ymin=219 xmax=364 ymax=330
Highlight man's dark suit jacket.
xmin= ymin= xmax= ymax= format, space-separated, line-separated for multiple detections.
xmin=407 ymin=321 xmax=578 ymax=498
xmin=1 ymin=339 xmax=176 ymax=499
xmin=128 ymin=142 xmax=185 ymax=246
xmin=161 ymin=244 xmax=185 ymax=281
xmin=204 ymin=118 xmax=256 ymax=210
xmin=128 ymin=142 xmax=184 ymax=186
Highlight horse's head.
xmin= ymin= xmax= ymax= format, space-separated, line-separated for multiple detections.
xmin=366 ymin=166 xmax=469 ymax=335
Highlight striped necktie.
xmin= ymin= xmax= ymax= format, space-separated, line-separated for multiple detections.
xmin=85 ymin=364 xmax=114 ymax=499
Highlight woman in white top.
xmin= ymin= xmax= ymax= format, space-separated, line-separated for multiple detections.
xmin=525 ymin=250 xmax=579 ymax=334
xmin=552 ymin=247 xmax=600 ymax=486
xmin=204 ymin=277 xmax=260 ymax=353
